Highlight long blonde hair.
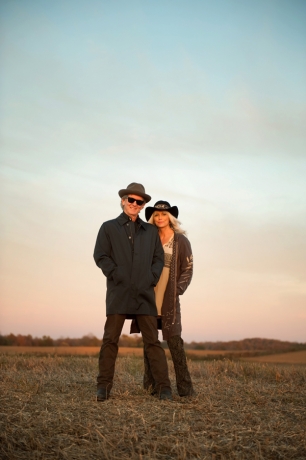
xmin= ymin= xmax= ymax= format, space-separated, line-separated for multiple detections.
xmin=148 ymin=211 xmax=186 ymax=235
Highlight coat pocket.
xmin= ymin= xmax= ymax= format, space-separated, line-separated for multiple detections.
xmin=147 ymin=271 xmax=156 ymax=288
xmin=112 ymin=266 xmax=125 ymax=286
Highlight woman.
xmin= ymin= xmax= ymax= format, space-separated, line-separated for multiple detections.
xmin=143 ymin=200 xmax=194 ymax=397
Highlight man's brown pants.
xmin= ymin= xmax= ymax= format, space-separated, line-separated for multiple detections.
xmin=97 ymin=314 xmax=171 ymax=395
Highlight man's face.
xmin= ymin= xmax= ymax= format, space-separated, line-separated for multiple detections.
xmin=122 ymin=194 xmax=145 ymax=220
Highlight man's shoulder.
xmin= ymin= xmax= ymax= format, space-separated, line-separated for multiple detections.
xmin=100 ymin=215 xmax=123 ymax=228
xmin=103 ymin=216 xmax=119 ymax=225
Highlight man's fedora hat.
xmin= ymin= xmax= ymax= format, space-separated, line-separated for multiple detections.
xmin=118 ymin=183 xmax=151 ymax=203
xmin=145 ymin=200 xmax=179 ymax=221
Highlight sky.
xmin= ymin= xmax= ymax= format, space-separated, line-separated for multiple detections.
xmin=1 ymin=0 xmax=305 ymax=343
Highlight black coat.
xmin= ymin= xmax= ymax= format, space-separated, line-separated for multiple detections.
xmin=94 ymin=212 xmax=164 ymax=316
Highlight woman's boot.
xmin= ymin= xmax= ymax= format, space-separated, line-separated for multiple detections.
xmin=167 ymin=335 xmax=194 ymax=396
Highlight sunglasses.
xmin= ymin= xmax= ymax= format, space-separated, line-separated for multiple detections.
xmin=127 ymin=196 xmax=145 ymax=206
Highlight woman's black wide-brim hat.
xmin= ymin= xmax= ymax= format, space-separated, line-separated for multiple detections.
xmin=145 ymin=200 xmax=179 ymax=221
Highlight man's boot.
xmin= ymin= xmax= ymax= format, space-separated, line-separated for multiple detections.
xmin=143 ymin=347 xmax=156 ymax=394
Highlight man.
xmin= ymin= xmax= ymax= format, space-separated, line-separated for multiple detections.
xmin=93 ymin=182 xmax=172 ymax=401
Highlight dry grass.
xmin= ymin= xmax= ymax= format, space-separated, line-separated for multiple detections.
xmin=0 ymin=346 xmax=250 ymax=359
xmin=241 ymin=350 xmax=306 ymax=364
xmin=3 ymin=347 xmax=306 ymax=365
xmin=1 ymin=353 xmax=306 ymax=459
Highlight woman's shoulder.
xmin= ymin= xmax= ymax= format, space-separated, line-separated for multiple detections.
xmin=175 ymin=232 xmax=189 ymax=241
xmin=175 ymin=232 xmax=191 ymax=248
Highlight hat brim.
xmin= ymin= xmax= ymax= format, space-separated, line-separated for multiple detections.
xmin=118 ymin=189 xmax=151 ymax=203
xmin=145 ymin=206 xmax=179 ymax=221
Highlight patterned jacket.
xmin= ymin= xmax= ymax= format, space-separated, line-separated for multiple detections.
xmin=161 ymin=232 xmax=193 ymax=340
xmin=130 ymin=232 xmax=193 ymax=339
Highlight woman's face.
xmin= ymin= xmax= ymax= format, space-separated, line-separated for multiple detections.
xmin=153 ymin=211 xmax=171 ymax=229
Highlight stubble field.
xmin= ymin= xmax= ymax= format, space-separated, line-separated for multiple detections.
xmin=0 ymin=347 xmax=246 ymax=357
xmin=1 ymin=352 xmax=305 ymax=459
xmin=1 ymin=347 xmax=306 ymax=364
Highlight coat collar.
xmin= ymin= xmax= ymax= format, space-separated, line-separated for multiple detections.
xmin=117 ymin=212 xmax=147 ymax=229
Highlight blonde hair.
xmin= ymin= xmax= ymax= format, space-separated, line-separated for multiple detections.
xmin=149 ymin=211 xmax=186 ymax=235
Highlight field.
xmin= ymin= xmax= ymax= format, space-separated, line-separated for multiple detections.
xmin=0 ymin=346 xmax=250 ymax=358
xmin=0 ymin=346 xmax=243 ymax=357
xmin=242 ymin=350 xmax=306 ymax=365
xmin=1 ymin=353 xmax=306 ymax=459
xmin=1 ymin=346 xmax=306 ymax=365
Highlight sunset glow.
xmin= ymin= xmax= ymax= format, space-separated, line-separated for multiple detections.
xmin=1 ymin=0 xmax=305 ymax=342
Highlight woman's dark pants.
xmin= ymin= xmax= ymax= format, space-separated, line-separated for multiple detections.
xmin=144 ymin=335 xmax=193 ymax=396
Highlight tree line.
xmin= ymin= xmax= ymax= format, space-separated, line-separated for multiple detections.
xmin=0 ymin=333 xmax=143 ymax=348
xmin=184 ymin=338 xmax=306 ymax=352
xmin=0 ymin=333 xmax=305 ymax=352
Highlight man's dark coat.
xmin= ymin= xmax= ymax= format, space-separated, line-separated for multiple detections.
xmin=94 ymin=212 xmax=164 ymax=316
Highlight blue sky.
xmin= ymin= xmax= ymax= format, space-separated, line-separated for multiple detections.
xmin=1 ymin=0 xmax=305 ymax=342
